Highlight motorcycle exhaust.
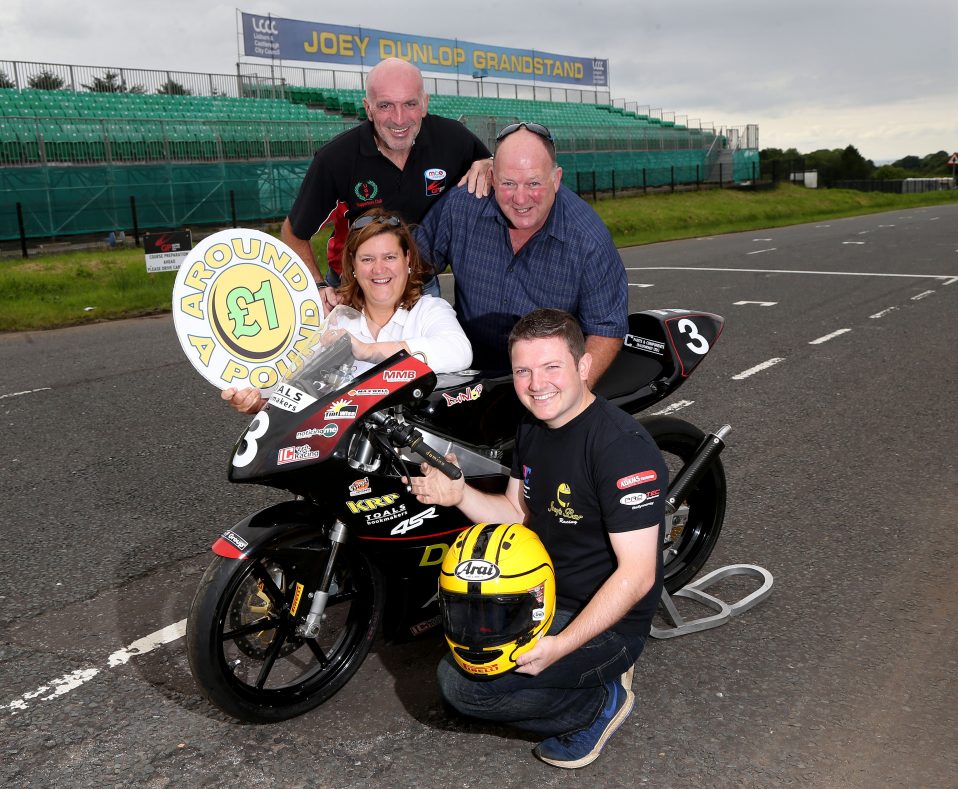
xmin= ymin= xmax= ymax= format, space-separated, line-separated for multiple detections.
xmin=665 ymin=425 xmax=731 ymax=515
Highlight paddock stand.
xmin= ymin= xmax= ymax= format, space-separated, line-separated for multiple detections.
xmin=650 ymin=564 xmax=774 ymax=639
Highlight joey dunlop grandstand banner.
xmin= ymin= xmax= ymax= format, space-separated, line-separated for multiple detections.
xmin=241 ymin=12 xmax=609 ymax=86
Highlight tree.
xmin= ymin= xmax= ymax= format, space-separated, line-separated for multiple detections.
xmin=83 ymin=71 xmax=145 ymax=94
xmin=839 ymin=145 xmax=872 ymax=180
xmin=892 ymin=155 xmax=922 ymax=171
xmin=0 ymin=71 xmax=15 ymax=89
xmin=27 ymin=70 xmax=65 ymax=90
xmin=157 ymin=79 xmax=191 ymax=96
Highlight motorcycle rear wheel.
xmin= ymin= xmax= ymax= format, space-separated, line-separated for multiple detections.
xmin=186 ymin=530 xmax=384 ymax=723
xmin=640 ymin=415 xmax=727 ymax=593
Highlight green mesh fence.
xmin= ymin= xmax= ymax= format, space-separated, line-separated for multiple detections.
xmin=0 ymin=160 xmax=309 ymax=240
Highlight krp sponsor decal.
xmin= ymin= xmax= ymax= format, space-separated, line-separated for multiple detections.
xmin=347 ymin=494 xmax=401 ymax=513
xmin=172 ymin=228 xmax=322 ymax=391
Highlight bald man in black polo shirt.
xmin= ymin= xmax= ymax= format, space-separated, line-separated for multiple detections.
xmin=282 ymin=58 xmax=492 ymax=302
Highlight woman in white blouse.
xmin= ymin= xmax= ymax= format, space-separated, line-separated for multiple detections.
xmin=330 ymin=210 xmax=472 ymax=374
xmin=223 ymin=209 xmax=472 ymax=414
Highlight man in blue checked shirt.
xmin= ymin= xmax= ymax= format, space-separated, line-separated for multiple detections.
xmin=414 ymin=122 xmax=628 ymax=386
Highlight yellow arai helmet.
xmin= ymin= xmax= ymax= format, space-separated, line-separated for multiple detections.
xmin=439 ymin=523 xmax=556 ymax=678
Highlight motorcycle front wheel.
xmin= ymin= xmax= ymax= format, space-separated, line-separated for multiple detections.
xmin=640 ymin=415 xmax=727 ymax=593
xmin=186 ymin=528 xmax=384 ymax=723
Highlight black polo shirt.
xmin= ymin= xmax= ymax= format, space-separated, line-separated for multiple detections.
xmin=287 ymin=114 xmax=491 ymax=275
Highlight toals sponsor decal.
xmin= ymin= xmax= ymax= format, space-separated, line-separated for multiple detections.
xmin=270 ymin=383 xmax=317 ymax=413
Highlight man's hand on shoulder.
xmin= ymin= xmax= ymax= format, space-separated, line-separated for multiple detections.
xmin=458 ymin=158 xmax=494 ymax=197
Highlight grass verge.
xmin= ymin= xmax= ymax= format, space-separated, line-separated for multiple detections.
xmin=3 ymin=184 xmax=957 ymax=332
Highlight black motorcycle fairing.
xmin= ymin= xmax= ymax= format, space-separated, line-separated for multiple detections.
xmin=407 ymin=372 xmax=525 ymax=448
xmin=212 ymin=500 xmax=330 ymax=560
xmin=596 ymin=310 xmax=725 ymax=411
xmin=228 ymin=347 xmax=436 ymax=486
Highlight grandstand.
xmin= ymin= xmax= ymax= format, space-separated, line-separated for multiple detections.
xmin=0 ymin=59 xmax=759 ymax=244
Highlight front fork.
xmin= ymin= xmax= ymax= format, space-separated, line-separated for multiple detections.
xmin=664 ymin=424 xmax=730 ymax=551
xmin=299 ymin=519 xmax=348 ymax=638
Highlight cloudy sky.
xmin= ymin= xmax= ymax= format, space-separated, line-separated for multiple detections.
xmin=2 ymin=0 xmax=956 ymax=162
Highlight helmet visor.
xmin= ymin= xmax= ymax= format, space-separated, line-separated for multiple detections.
xmin=440 ymin=585 xmax=546 ymax=648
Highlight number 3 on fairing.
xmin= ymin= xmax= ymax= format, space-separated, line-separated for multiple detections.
xmin=678 ymin=318 xmax=709 ymax=355
xmin=233 ymin=410 xmax=270 ymax=468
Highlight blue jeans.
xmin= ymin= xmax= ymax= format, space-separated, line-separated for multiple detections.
xmin=324 ymin=269 xmax=441 ymax=298
xmin=436 ymin=608 xmax=646 ymax=737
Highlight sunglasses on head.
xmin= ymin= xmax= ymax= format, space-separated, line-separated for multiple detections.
xmin=495 ymin=122 xmax=555 ymax=144
xmin=350 ymin=214 xmax=403 ymax=231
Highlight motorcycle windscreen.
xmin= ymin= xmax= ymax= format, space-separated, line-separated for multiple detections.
xmin=439 ymin=589 xmax=544 ymax=647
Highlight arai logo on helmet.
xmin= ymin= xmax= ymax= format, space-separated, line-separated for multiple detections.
xmin=620 ymin=492 xmax=648 ymax=506
xmin=454 ymin=559 xmax=500 ymax=582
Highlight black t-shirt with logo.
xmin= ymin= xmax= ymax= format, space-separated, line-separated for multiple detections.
xmin=510 ymin=396 xmax=668 ymax=636
xmin=287 ymin=114 xmax=490 ymax=275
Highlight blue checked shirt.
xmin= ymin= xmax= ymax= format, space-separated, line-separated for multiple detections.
xmin=414 ymin=185 xmax=628 ymax=372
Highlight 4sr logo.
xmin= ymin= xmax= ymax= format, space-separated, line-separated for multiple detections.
xmin=389 ymin=507 xmax=437 ymax=536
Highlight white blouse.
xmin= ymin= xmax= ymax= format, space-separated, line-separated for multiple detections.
xmin=340 ymin=295 xmax=473 ymax=374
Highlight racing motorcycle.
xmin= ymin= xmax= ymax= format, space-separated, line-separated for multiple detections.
xmin=186 ymin=308 xmax=730 ymax=723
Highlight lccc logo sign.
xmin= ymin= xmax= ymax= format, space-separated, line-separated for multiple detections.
xmin=252 ymin=17 xmax=278 ymax=35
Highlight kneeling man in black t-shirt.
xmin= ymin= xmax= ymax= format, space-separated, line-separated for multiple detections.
xmin=407 ymin=307 xmax=667 ymax=770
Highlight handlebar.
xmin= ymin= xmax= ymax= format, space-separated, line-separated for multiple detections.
xmin=365 ymin=412 xmax=463 ymax=480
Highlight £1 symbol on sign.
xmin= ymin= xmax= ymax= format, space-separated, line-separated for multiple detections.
xmin=227 ymin=280 xmax=280 ymax=339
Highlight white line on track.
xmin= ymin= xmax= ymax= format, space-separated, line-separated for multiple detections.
xmin=911 ymin=290 xmax=935 ymax=301
xmin=746 ymin=248 xmax=777 ymax=255
xmin=628 ymin=283 xmax=655 ymax=288
xmin=624 ymin=266 xmax=952 ymax=281
xmin=732 ymin=358 xmax=785 ymax=380
xmin=870 ymin=306 xmax=898 ymax=319
xmin=809 ymin=328 xmax=851 ymax=345
xmin=842 ymin=241 xmax=866 ymax=245
xmin=734 ymin=300 xmax=777 ymax=307
xmin=0 ymin=387 xmax=52 ymax=400
xmin=651 ymin=399 xmax=694 ymax=415
xmin=2 ymin=619 xmax=186 ymax=715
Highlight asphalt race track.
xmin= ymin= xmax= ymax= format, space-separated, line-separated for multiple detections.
xmin=2 ymin=204 xmax=956 ymax=787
